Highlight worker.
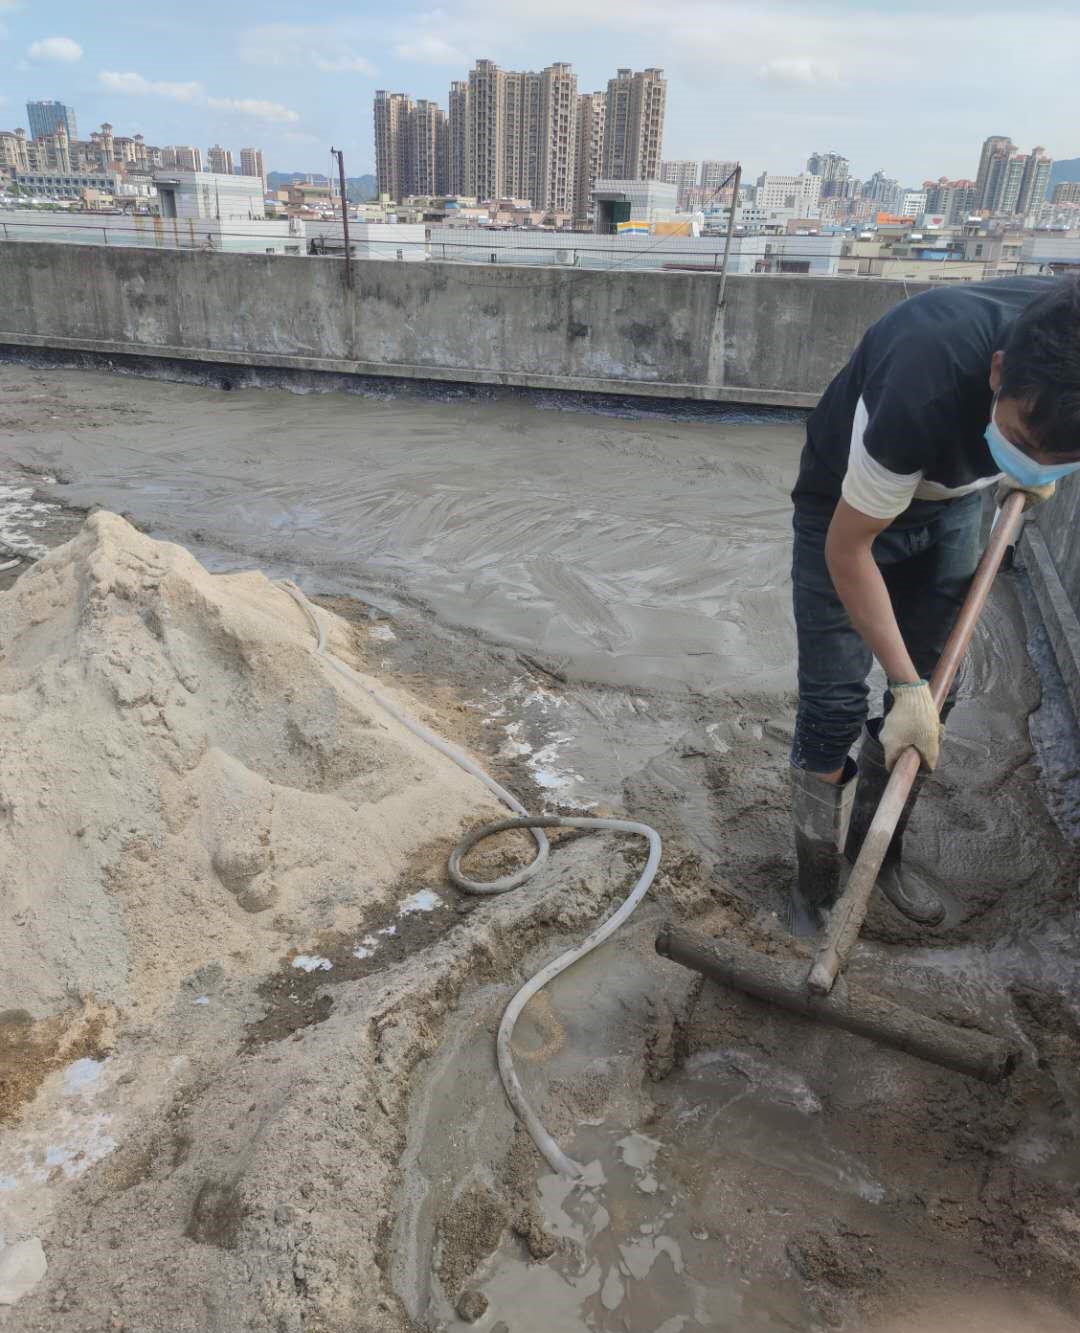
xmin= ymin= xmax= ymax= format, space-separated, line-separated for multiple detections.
xmin=788 ymin=276 xmax=1080 ymax=932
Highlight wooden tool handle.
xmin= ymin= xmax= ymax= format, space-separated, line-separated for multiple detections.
xmin=807 ymin=490 xmax=1028 ymax=995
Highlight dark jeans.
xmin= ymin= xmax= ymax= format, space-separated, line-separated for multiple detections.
xmin=791 ymin=493 xmax=983 ymax=774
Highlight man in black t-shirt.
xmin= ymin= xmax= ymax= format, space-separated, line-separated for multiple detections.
xmin=788 ymin=276 xmax=1080 ymax=933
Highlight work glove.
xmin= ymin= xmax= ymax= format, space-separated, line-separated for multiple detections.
xmin=882 ymin=680 xmax=941 ymax=771
xmin=996 ymin=478 xmax=1056 ymax=509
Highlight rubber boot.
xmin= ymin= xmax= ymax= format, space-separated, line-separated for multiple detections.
xmin=845 ymin=725 xmax=945 ymax=927
xmin=788 ymin=759 xmax=857 ymax=936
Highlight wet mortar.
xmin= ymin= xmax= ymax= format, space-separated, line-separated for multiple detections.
xmin=1 ymin=362 xmax=1079 ymax=1330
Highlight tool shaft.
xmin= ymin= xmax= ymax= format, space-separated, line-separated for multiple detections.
xmin=808 ymin=491 xmax=1028 ymax=995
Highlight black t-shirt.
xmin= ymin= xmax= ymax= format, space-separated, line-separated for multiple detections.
xmin=793 ymin=275 xmax=1059 ymax=526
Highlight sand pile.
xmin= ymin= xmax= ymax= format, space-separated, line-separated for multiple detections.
xmin=0 ymin=511 xmax=503 ymax=1019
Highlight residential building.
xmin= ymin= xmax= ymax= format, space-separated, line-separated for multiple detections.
xmin=861 ymin=170 xmax=902 ymax=215
xmin=807 ymin=151 xmax=849 ymax=199
xmin=901 ymin=189 xmax=928 ymax=219
xmin=25 ymin=128 xmax=72 ymax=174
xmin=154 ymin=170 xmax=265 ymax=221
xmin=447 ymin=82 xmax=469 ymax=196
xmin=974 ymin=135 xmax=1015 ymax=211
xmin=7 ymin=167 xmax=127 ymax=201
xmin=573 ymin=91 xmax=605 ymax=223
xmin=27 ymin=99 xmax=78 ymax=143
xmin=601 ymin=68 xmax=666 ymax=182
xmin=1052 ymin=181 xmax=1080 ymax=205
xmin=467 ymin=60 xmax=505 ymax=200
xmin=660 ymin=160 xmax=698 ymax=207
xmin=923 ymin=178 xmax=978 ymax=226
xmin=700 ymin=159 xmax=737 ymax=194
xmin=534 ymin=62 xmax=577 ymax=215
xmin=409 ymin=100 xmax=448 ymax=197
xmin=162 ymin=145 xmax=203 ymax=172
xmin=755 ymin=172 xmax=822 ymax=217
xmin=459 ymin=60 xmax=578 ymax=211
xmin=0 ymin=128 xmax=30 ymax=172
xmin=374 ymin=91 xmax=413 ymax=201
xmin=240 ymin=148 xmax=266 ymax=191
xmin=1017 ymin=147 xmax=1052 ymax=219
xmin=207 ymin=145 xmax=234 ymax=176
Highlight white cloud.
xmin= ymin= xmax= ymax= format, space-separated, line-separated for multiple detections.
xmin=240 ymin=23 xmax=376 ymax=75
xmin=27 ymin=35 xmax=83 ymax=62
xmin=206 ymin=97 xmax=300 ymax=124
xmin=312 ymin=54 xmax=376 ymax=74
xmin=394 ymin=34 xmax=466 ymax=65
xmin=757 ymin=57 xmax=840 ymax=87
xmin=99 ymin=71 xmax=202 ymax=102
xmin=0 ymin=1 xmax=21 ymax=11
xmin=97 ymin=72 xmax=299 ymax=125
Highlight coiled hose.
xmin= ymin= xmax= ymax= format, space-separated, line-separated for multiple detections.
xmin=277 ymin=582 xmax=662 ymax=1177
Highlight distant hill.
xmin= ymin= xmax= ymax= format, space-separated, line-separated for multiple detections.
xmin=267 ymin=171 xmax=378 ymax=202
xmin=1049 ymin=157 xmax=1080 ymax=187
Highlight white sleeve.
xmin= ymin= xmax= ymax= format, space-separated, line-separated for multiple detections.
xmin=840 ymin=396 xmax=922 ymax=521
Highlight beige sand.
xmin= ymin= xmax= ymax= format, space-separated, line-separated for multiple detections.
xmin=0 ymin=512 xmax=503 ymax=1018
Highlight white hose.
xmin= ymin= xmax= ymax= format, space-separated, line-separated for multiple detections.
xmin=277 ymin=581 xmax=662 ymax=1177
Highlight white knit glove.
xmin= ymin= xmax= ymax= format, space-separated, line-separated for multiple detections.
xmin=995 ymin=478 xmax=1055 ymax=509
xmin=882 ymin=680 xmax=942 ymax=771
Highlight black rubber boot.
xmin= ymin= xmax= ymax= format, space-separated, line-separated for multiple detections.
xmin=788 ymin=759 xmax=857 ymax=936
xmin=845 ymin=725 xmax=945 ymax=927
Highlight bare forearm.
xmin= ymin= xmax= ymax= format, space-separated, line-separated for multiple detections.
xmin=826 ymin=543 xmax=920 ymax=685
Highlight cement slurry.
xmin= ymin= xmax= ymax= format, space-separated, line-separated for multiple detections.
xmin=0 ymin=365 xmax=801 ymax=695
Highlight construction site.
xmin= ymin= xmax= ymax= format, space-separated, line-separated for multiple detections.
xmin=1 ymin=250 xmax=1080 ymax=1333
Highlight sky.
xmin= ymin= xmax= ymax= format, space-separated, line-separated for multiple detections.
xmin=2 ymin=0 xmax=1078 ymax=184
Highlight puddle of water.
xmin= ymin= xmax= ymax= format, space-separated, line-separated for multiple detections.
xmin=399 ymin=889 xmax=443 ymax=915
xmin=446 ymin=1116 xmax=812 ymax=1333
xmin=291 ymin=954 xmax=333 ymax=972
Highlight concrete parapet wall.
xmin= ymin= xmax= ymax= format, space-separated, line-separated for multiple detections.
xmin=0 ymin=240 xmax=923 ymax=408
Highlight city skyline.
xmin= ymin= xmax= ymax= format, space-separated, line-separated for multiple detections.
xmin=1 ymin=1 xmax=1078 ymax=183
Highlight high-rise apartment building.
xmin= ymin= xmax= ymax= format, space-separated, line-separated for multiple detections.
xmin=448 ymin=81 xmax=469 ymax=195
xmin=974 ymin=138 xmax=1052 ymax=216
xmin=375 ymin=91 xmax=453 ymax=200
xmin=467 ymin=60 xmax=505 ymax=200
xmin=660 ymin=160 xmax=698 ymax=207
xmin=807 ymin=151 xmax=849 ymax=199
xmin=374 ymin=90 xmax=413 ymax=200
xmin=861 ymin=169 xmax=902 ymax=215
xmin=700 ymin=159 xmax=737 ymax=194
xmin=534 ymin=62 xmax=577 ymax=213
xmin=240 ymin=148 xmax=266 ymax=190
xmin=1016 ymin=146 xmax=1052 ymax=218
xmin=207 ymin=145 xmax=234 ymax=175
xmin=27 ymin=99 xmax=78 ymax=143
xmin=923 ymin=178 xmax=978 ymax=225
xmin=409 ymin=100 xmax=448 ymax=197
xmin=1053 ymin=181 xmax=1080 ymax=206
xmin=901 ymin=189 xmax=928 ymax=220
xmin=573 ymin=90 xmax=605 ymax=223
xmin=756 ymin=171 xmax=822 ymax=216
xmin=162 ymin=145 xmax=203 ymax=172
xmin=601 ymin=68 xmax=666 ymax=181
xmin=974 ymin=135 xmax=1015 ymax=211
xmin=460 ymin=60 xmax=577 ymax=211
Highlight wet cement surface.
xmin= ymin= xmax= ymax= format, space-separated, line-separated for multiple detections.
xmin=3 ymin=362 xmax=1080 ymax=1329
xmin=0 ymin=362 xmax=799 ymax=694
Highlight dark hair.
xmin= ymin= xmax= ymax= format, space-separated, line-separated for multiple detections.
xmin=1000 ymin=277 xmax=1080 ymax=457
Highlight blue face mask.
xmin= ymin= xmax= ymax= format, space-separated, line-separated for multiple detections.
xmin=985 ymin=394 xmax=1080 ymax=488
